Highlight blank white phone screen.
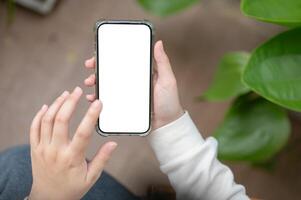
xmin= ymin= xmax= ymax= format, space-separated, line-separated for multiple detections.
xmin=97 ymin=23 xmax=151 ymax=133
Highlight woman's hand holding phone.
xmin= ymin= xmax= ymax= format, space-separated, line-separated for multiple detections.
xmin=84 ymin=40 xmax=184 ymax=130
xmin=29 ymin=87 xmax=117 ymax=200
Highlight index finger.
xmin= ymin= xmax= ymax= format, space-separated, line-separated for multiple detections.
xmin=69 ymin=100 xmax=102 ymax=159
xmin=51 ymin=87 xmax=82 ymax=146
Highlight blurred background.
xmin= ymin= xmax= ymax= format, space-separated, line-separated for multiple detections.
xmin=1 ymin=0 xmax=301 ymax=199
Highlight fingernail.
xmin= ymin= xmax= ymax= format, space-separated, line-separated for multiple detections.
xmin=84 ymin=78 xmax=90 ymax=84
xmin=85 ymin=58 xmax=93 ymax=66
xmin=92 ymin=99 xmax=101 ymax=108
xmin=61 ymin=90 xmax=69 ymax=97
xmin=41 ymin=104 xmax=48 ymax=111
xmin=108 ymin=142 xmax=117 ymax=152
xmin=73 ymin=86 xmax=82 ymax=95
xmin=160 ymin=41 xmax=165 ymax=53
xmin=86 ymin=94 xmax=93 ymax=99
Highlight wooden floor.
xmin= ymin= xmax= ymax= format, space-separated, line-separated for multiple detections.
xmin=1 ymin=0 xmax=300 ymax=199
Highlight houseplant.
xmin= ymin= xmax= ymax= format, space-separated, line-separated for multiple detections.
xmin=138 ymin=0 xmax=301 ymax=164
xmin=202 ymin=0 xmax=301 ymax=164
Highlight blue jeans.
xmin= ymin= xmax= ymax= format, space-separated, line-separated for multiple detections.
xmin=0 ymin=145 xmax=140 ymax=200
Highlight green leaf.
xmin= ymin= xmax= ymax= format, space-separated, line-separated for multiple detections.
xmin=243 ymin=28 xmax=301 ymax=112
xmin=137 ymin=0 xmax=199 ymax=16
xmin=201 ymin=52 xmax=250 ymax=101
xmin=241 ymin=0 xmax=301 ymax=26
xmin=214 ymin=95 xmax=290 ymax=163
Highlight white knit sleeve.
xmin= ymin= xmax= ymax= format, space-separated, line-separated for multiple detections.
xmin=149 ymin=111 xmax=249 ymax=200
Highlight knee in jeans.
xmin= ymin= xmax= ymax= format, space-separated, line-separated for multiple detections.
xmin=0 ymin=145 xmax=31 ymax=168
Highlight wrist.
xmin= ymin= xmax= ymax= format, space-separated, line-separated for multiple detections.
xmin=29 ymin=187 xmax=71 ymax=200
xmin=28 ymin=187 xmax=49 ymax=200
xmin=28 ymin=191 xmax=41 ymax=200
xmin=152 ymin=107 xmax=184 ymax=130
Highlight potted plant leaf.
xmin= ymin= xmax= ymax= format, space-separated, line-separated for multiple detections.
xmin=200 ymin=0 xmax=301 ymax=164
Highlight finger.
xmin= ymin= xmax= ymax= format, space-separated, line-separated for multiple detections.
xmin=86 ymin=142 xmax=117 ymax=184
xmin=154 ymin=40 xmax=175 ymax=80
xmin=86 ymin=94 xmax=96 ymax=102
xmin=51 ymin=87 xmax=82 ymax=147
xmin=69 ymin=100 xmax=102 ymax=161
xmin=85 ymin=57 xmax=96 ymax=69
xmin=84 ymin=74 xmax=96 ymax=86
xmin=40 ymin=91 xmax=69 ymax=145
xmin=30 ymin=104 xmax=48 ymax=147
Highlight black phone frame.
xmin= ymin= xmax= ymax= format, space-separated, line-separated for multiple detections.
xmin=95 ymin=20 xmax=154 ymax=136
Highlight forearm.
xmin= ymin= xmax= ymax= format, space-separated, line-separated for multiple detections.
xmin=149 ymin=112 xmax=249 ymax=200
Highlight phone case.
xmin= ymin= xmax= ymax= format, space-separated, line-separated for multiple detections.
xmin=94 ymin=19 xmax=155 ymax=137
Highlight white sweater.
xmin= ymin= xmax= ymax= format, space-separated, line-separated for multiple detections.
xmin=149 ymin=111 xmax=249 ymax=200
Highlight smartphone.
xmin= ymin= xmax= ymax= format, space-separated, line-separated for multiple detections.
xmin=95 ymin=20 xmax=153 ymax=136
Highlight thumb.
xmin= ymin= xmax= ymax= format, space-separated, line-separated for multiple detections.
xmin=86 ymin=142 xmax=117 ymax=184
xmin=154 ymin=40 xmax=175 ymax=79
